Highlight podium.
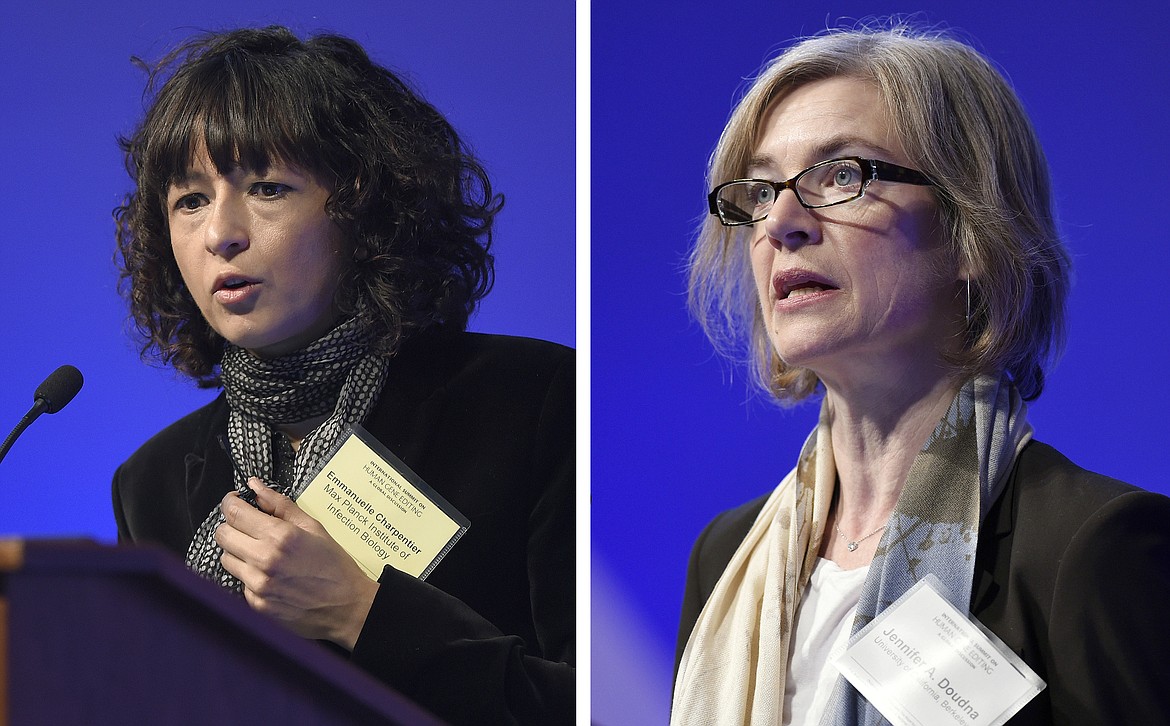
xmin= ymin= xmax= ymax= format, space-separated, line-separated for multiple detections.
xmin=0 ymin=539 xmax=442 ymax=725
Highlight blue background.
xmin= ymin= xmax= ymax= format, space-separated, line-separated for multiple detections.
xmin=0 ymin=3 xmax=575 ymax=541
xmin=4 ymin=2 xmax=1170 ymax=723
xmin=591 ymin=1 xmax=1170 ymax=722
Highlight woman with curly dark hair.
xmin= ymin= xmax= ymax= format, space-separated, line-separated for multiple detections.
xmin=112 ymin=26 xmax=574 ymax=725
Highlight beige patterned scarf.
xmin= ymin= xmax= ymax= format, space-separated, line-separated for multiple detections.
xmin=671 ymin=375 xmax=1031 ymax=725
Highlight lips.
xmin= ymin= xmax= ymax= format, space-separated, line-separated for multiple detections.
xmin=212 ymin=271 xmax=260 ymax=294
xmin=211 ymin=271 xmax=261 ymax=305
xmin=773 ymin=269 xmax=838 ymax=300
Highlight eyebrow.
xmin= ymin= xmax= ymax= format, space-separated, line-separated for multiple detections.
xmin=747 ymin=134 xmax=896 ymax=176
xmin=168 ymin=163 xmax=300 ymax=191
xmin=168 ymin=169 xmax=212 ymax=189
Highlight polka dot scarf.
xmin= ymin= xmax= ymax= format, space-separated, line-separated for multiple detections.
xmin=184 ymin=318 xmax=388 ymax=593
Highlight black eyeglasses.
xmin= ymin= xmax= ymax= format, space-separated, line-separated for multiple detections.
xmin=708 ymin=157 xmax=933 ymax=226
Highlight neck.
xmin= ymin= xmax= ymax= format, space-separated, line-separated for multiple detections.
xmin=823 ymin=366 xmax=962 ymax=532
xmin=279 ymin=414 xmax=330 ymax=452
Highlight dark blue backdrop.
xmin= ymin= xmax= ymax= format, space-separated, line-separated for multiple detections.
xmin=5 ymin=2 xmax=1170 ymax=722
xmin=592 ymin=2 xmax=1170 ymax=722
xmin=0 ymin=3 xmax=574 ymax=541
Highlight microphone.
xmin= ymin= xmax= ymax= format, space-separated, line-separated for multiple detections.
xmin=0 ymin=365 xmax=84 ymax=465
xmin=33 ymin=365 xmax=84 ymax=414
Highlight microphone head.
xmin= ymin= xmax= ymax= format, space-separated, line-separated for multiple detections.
xmin=34 ymin=365 xmax=84 ymax=414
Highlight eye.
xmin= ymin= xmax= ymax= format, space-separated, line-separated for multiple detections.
xmin=172 ymin=193 xmax=207 ymax=212
xmin=748 ymin=182 xmax=776 ymax=208
xmin=829 ymin=161 xmax=861 ymax=188
xmin=251 ymin=182 xmax=290 ymax=198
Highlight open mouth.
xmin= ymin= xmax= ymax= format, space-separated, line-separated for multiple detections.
xmin=213 ymin=274 xmax=259 ymax=293
xmin=782 ymin=280 xmax=836 ymax=299
xmin=212 ymin=274 xmax=260 ymax=303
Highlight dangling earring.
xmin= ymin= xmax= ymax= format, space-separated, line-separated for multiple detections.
xmin=965 ymin=277 xmax=971 ymax=325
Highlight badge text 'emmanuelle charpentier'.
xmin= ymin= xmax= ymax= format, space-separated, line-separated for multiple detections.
xmin=296 ymin=424 xmax=470 ymax=581
xmin=323 ymin=469 xmax=423 ymax=559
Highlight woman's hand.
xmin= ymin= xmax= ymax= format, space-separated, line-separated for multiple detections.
xmin=215 ymin=477 xmax=379 ymax=651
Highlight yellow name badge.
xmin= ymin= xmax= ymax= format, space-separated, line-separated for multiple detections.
xmin=295 ymin=424 xmax=469 ymax=581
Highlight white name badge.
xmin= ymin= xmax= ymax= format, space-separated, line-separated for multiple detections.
xmin=835 ymin=575 xmax=1044 ymax=726
xmin=296 ymin=424 xmax=470 ymax=581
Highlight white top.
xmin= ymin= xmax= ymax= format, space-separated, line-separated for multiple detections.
xmin=783 ymin=558 xmax=870 ymax=725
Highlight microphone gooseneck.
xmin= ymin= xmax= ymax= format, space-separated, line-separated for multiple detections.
xmin=0 ymin=365 xmax=85 ymax=465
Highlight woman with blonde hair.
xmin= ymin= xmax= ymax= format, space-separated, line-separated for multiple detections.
xmin=674 ymin=26 xmax=1170 ymax=725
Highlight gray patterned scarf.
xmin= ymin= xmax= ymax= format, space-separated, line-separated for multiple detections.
xmin=672 ymin=374 xmax=1032 ymax=725
xmin=822 ymin=375 xmax=1031 ymax=725
xmin=185 ymin=318 xmax=389 ymax=592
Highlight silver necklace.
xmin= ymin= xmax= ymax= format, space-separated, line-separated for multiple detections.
xmin=834 ymin=521 xmax=887 ymax=552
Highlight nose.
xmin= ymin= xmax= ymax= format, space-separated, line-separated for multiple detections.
xmin=205 ymin=196 xmax=250 ymax=258
xmin=760 ymin=188 xmax=820 ymax=250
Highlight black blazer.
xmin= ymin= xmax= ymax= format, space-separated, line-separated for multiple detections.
xmin=114 ymin=331 xmax=575 ymax=726
xmin=676 ymin=441 xmax=1170 ymax=725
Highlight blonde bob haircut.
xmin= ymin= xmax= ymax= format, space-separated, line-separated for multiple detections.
xmin=688 ymin=26 xmax=1069 ymax=403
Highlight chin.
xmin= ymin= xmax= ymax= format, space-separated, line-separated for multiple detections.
xmin=214 ymin=324 xmax=289 ymax=357
xmin=768 ymin=331 xmax=842 ymax=370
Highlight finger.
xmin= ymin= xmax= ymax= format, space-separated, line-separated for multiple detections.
xmin=245 ymin=477 xmax=281 ymax=515
xmin=221 ymin=490 xmax=280 ymax=537
xmin=215 ymin=519 xmax=267 ymax=563
xmin=247 ymin=477 xmax=288 ymax=512
xmin=222 ymin=541 xmax=310 ymax=627
xmin=248 ymin=478 xmax=321 ymax=532
xmin=220 ymin=548 xmax=270 ymax=596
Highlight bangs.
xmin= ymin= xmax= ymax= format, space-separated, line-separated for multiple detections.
xmin=144 ymin=48 xmax=335 ymax=185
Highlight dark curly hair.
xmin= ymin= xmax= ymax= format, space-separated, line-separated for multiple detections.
xmin=115 ymin=26 xmax=499 ymax=387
